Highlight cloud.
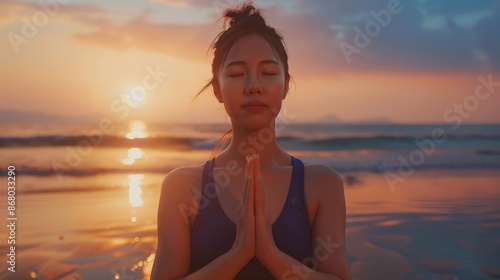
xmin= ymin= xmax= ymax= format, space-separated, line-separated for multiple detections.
xmin=288 ymin=0 xmax=499 ymax=72
xmin=0 ymin=0 xmax=114 ymax=30
xmin=66 ymin=3 xmax=350 ymax=77
xmin=0 ymin=109 xmax=88 ymax=122
xmin=0 ymin=0 xmax=36 ymax=28
xmin=150 ymin=0 xmax=194 ymax=8
xmin=149 ymin=0 xmax=270 ymax=10
xmin=423 ymin=0 xmax=494 ymax=16
xmin=73 ymin=14 xmax=216 ymax=62
xmin=473 ymin=4 xmax=500 ymax=70
xmin=4 ymin=0 xmax=499 ymax=76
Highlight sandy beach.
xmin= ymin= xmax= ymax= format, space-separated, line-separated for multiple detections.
xmin=1 ymin=169 xmax=499 ymax=280
xmin=2 ymin=0 xmax=500 ymax=277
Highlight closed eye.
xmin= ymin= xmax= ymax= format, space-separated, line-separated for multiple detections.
xmin=227 ymin=74 xmax=243 ymax=77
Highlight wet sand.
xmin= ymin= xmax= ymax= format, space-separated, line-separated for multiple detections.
xmin=1 ymin=170 xmax=499 ymax=280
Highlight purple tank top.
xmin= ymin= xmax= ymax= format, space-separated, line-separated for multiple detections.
xmin=189 ymin=155 xmax=312 ymax=279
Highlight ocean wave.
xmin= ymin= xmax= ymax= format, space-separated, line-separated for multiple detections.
xmin=476 ymin=149 xmax=500 ymax=155
xmin=0 ymin=166 xmax=172 ymax=177
xmin=302 ymin=134 xmax=500 ymax=150
xmin=1 ymin=133 xmax=499 ymax=151
xmin=0 ymin=135 xmax=195 ymax=149
xmin=4 ymin=154 xmax=499 ymax=178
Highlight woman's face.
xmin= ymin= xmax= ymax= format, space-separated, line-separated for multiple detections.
xmin=214 ymin=33 xmax=289 ymax=130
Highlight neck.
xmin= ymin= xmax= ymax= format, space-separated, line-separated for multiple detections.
xmin=218 ymin=120 xmax=289 ymax=170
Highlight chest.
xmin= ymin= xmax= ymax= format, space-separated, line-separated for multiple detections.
xmin=189 ymin=166 xmax=317 ymax=229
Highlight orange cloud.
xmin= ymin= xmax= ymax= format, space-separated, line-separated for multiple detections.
xmin=73 ymin=18 xmax=215 ymax=62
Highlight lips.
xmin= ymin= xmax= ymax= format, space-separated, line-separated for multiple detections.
xmin=242 ymin=101 xmax=267 ymax=107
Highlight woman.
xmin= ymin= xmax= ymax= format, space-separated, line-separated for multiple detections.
xmin=151 ymin=3 xmax=351 ymax=279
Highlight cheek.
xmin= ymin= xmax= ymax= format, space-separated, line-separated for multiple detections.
xmin=267 ymin=80 xmax=286 ymax=114
xmin=219 ymin=78 xmax=243 ymax=98
xmin=219 ymin=89 xmax=242 ymax=116
xmin=264 ymin=79 xmax=286 ymax=97
xmin=262 ymin=75 xmax=285 ymax=90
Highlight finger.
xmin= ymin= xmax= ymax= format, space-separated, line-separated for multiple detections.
xmin=254 ymin=154 xmax=265 ymax=214
xmin=241 ymin=154 xmax=251 ymax=204
xmin=245 ymin=156 xmax=255 ymax=213
xmin=249 ymin=155 xmax=255 ymax=215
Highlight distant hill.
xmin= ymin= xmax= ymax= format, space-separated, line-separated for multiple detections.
xmin=0 ymin=110 xmax=396 ymax=125
xmin=351 ymin=117 xmax=395 ymax=124
xmin=314 ymin=114 xmax=394 ymax=124
xmin=316 ymin=114 xmax=343 ymax=123
xmin=0 ymin=110 xmax=92 ymax=122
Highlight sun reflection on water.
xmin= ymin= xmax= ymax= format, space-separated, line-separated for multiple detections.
xmin=122 ymin=147 xmax=145 ymax=165
xmin=126 ymin=120 xmax=148 ymax=139
xmin=128 ymin=174 xmax=144 ymax=208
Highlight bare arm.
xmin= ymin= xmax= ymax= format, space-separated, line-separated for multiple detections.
xmin=151 ymin=165 xmax=255 ymax=280
xmin=259 ymin=165 xmax=352 ymax=280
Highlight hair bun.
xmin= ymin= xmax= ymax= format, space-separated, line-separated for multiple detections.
xmin=224 ymin=3 xmax=266 ymax=29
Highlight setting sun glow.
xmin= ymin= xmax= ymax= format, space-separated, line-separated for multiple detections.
xmin=122 ymin=147 xmax=145 ymax=165
xmin=126 ymin=121 xmax=148 ymax=140
xmin=128 ymin=174 xmax=144 ymax=208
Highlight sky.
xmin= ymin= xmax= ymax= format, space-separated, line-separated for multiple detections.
xmin=1 ymin=0 xmax=499 ymax=124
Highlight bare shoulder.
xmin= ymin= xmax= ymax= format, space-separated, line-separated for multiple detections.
xmin=303 ymin=161 xmax=344 ymax=192
xmin=300 ymin=162 xmax=345 ymax=225
xmin=159 ymin=164 xmax=204 ymax=203
xmin=162 ymin=164 xmax=203 ymax=184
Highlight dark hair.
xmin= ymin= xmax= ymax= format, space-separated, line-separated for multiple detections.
xmin=192 ymin=2 xmax=291 ymax=159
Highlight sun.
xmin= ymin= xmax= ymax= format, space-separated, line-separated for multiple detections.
xmin=126 ymin=120 xmax=148 ymax=140
xmin=122 ymin=86 xmax=148 ymax=108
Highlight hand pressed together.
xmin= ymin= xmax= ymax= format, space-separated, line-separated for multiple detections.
xmin=232 ymin=154 xmax=277 ymax=263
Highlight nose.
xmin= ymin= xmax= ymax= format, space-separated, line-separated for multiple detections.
xmin=245 ymin=72 xmax=261 ymax=95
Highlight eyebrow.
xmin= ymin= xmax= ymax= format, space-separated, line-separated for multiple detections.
xmin=224 ymin=59 xmax=280 ymax=68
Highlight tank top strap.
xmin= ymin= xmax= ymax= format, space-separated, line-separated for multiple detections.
xmin=202 ymin=155 xmax=307 ymax=215
xmin=198 ymin=157 xmax=218 ymax=209
xmin=202 ymin=157 xmax=215 ymax=182
xmin=285 ymin=156 xmax=307 ymax=211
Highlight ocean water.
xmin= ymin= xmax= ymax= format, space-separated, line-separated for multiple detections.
xmin=1 ymin=121 xmax=500 ymax=280
xmin=1 ymin=121 xmax=499 ymax=193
